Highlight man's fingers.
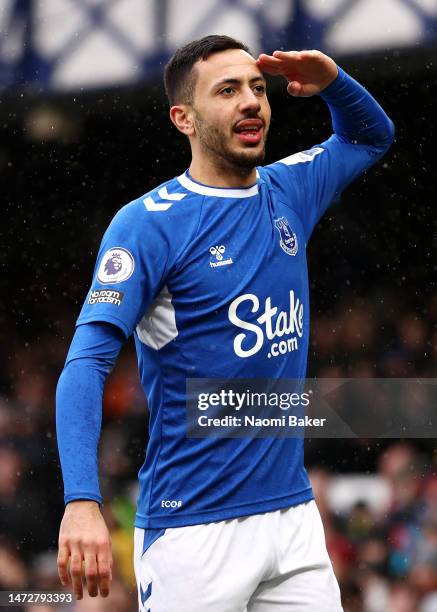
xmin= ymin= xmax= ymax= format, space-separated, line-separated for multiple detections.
xmin=257 ymin=53 xmax=283 ymax=67
xmin=256 ymin=57 xmax=284 ymax=76
xmin=69 ymin=551 xmax=84 ymax=600
xmin=258 ymin=53 xmax=282 ymax=62
xmin=272 ymin=50 xmax=300 ymax=59
xmin=84 ymin=553 xmax=99 ymax=597
xmin=57 ymin=546 xmax=71 ymax=586
xmin=257 ymin=52 xmax=302 ymax=78
xmin=273 ymin=49 xmax=318 ymax=61
xmin=57 ymin=541 xmax=112 ymax=599
xmin=287 ymin=81 xmax=303 ymax=97
xmin=298 ymin=49 xmax=320 ymax=60
xmin=97 ymin=548 xmax=113 ymax=598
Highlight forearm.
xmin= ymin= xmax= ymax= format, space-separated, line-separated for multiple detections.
xmin=56 ymin=360 xmax=106 ymax=504
xmin=320 ymin=67 xmax=395 ymax=150
xmin=56 ymin=322 xmax=124 ymax=505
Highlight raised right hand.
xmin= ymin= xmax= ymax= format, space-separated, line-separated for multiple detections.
xmin=57 ymin=500 xmax=113 ymax=600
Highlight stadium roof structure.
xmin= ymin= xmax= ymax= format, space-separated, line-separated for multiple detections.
xmin=1 ymin=0 xmax=436 ymax=93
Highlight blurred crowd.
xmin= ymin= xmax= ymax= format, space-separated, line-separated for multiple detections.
xmin=309 ymin=289 xmax=437 ymax=379
xmin=312 ymin=442 xmax=437 ymax=612
xmin=0 ymin=288 xmax=436 ymax=611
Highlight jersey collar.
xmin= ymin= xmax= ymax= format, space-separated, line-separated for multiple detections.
xmin=177 ymin=170 xmax=259 ymax=198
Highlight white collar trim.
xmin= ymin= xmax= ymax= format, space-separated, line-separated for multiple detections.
xmin=177 ymin=171 xmax=259 ymax=198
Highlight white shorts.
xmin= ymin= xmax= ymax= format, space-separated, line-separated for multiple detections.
xmin=133 ymin=500 xmax=342 ymax=611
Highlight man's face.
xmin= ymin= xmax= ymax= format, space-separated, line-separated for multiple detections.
xmin=190 ymin=49 xmax=271 ymax=170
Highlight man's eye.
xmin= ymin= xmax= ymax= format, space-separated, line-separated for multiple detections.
xmin=254 ymin=85 xmax=266 ymax=94
xmin=220 ymin=87 xmax=235 ymax=95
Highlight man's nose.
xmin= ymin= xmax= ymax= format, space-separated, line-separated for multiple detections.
xmin=239 ymin=88 xmax=261 ymax=113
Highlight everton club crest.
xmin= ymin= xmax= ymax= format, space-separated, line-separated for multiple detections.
xmin=274 ymin=217 xmax=298 ymax=256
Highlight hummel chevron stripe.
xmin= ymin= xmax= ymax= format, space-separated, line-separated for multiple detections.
xmin=140 ymin=581 xmax=152 ymax=606
xmin=143 ymin=187 xmax=186 ymax=211
xmin=158 ymin=186 xmax=186 ymax=200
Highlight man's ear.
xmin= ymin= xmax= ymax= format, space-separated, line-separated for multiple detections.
xmin=169 ymin=105 xmax=195 ymax=136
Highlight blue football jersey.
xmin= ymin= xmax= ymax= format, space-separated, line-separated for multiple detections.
xmin=77 ymin=135 xmax=384 ymax=528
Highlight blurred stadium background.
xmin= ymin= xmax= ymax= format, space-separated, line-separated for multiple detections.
xmin=1 ymin=1 xmax=437 ymax=610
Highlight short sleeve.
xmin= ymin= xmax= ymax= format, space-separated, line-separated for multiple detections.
xmin=77 ymin=199 xmax=172 ymax=338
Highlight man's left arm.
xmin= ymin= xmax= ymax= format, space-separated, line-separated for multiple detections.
xmin=258 ymin=50 xmax=395 ymax=239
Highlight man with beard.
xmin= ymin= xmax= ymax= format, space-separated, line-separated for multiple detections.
xmin=56 ymin=35 xmax=394 ymax=610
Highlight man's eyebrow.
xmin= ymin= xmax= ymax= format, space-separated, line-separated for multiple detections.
xmin=212 ymin=75 xmax=266 ymax=89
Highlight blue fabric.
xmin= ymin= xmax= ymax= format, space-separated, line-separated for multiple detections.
xmin=265 ymin=67 xmax=395 ymax=241
xmin=56 ymin=322 xmax=123 ymax=504
xmin=56 ymin=68 xmax=394 ymax=524
xmin=142 ymin=528 xmax=166 ymax=556
xmin=321 ymin=67 xmax=395 ymax=146
xmin=140 ymin=581 xmax=152 ymax=606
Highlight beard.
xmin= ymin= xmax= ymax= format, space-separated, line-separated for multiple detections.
xmin=193 ymin=109 xmax=267 ymax=173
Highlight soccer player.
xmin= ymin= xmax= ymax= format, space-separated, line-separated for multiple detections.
xmin=56 ymin=35 xmax=394 ymax=610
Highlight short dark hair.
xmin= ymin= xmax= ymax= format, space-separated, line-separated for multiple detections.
xmin=164 ymin=35 xmax=251 ymax=106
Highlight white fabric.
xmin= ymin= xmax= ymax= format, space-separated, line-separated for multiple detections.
xmin=177 ymin=171 xmax=259 ymax=198
xmin=136 ymin=285 xmax=178 ymax=350
xmin=278 ymin=147 xmax=324 ymax=166
xmin=133 ymin=500 xmax=343 ymax=611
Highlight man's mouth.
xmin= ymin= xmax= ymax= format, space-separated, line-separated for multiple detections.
xmin=233 ymin=119 xmax=264 ymax=145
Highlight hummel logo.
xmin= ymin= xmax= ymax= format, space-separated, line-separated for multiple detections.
xmin=143 ymin=186 xmax=186 ymax=211
xmin=210 ymin=245 xmax=226 ymax=261
xmin=209 ymin=245 xmax=233 ymax=268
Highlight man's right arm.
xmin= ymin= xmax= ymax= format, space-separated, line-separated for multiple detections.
xmin=56 ymin=321 xmax=124 ymax=599
xmin=55 ymin=198 xmax=166 ymax=599
xmin=56 ymin=190 xmax=197 ymax=597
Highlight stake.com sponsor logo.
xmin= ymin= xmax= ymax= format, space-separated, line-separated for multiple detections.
xmin=228 ymin=290 xmax=304 ymax=359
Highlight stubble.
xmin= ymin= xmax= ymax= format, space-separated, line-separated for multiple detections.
xmin=193 ymin=109 xmax=267 ymax=175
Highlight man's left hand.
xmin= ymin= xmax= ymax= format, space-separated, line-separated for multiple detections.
xmin=257 ymin=50 xmax=338 ymax=97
